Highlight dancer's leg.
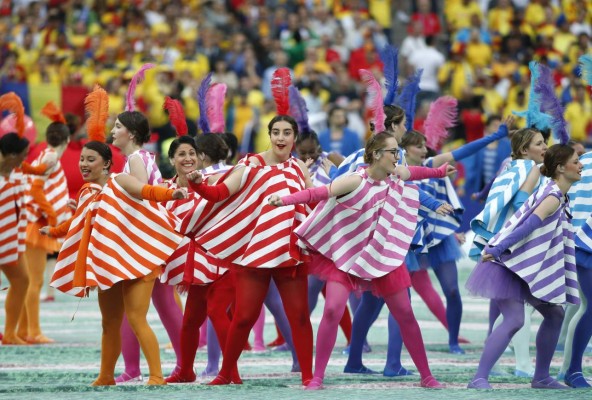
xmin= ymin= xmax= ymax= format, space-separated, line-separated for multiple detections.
xmin=253 ymin=306 xmax=266 ymax=351
xmin=410 ymin=270 xmax=448 ymax=329
xmin=23 ymin=246 xmax=51 ymax=341
xmin=512 ymin=305 xmax=534 ymax=376
xmin=529 ymin=299 xmax=564 ymax=382
xmin=0 ymin=259 xmax=29 ymax=344
xmin=264 ymin=280 xmax=298 ymax=366
xmin=151 ymin=281 xmax=183 ymax=365
xmin=203 ymin=319 xmax=221 ymax=376
xmin=432 ymin=261 xmax=463 ymax=350
xmin=344 ymin=292 xmax=383 ymax=372
xmin=118 ymin=315 xmax=142 ymax=380
xmin=308 ymin=275 xmax=325 ymax=313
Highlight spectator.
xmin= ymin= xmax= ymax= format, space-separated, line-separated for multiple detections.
xmin=564 ymin=84 xmax=592 ymax=142
xmin=318 ymin=106 xmax=361 ymax=157
xmin=400 ymin=20 xmax=426 ymax=63
xmin=409 ymin=0 xmax=441 ymax=37
xmin=407 ymin=35 xmax=445 ymax=102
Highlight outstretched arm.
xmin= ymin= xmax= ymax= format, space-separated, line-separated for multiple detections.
xmin=114 ymin=174 xmax=186 ymax=201
xmin=269 ymin=174 xmax=362 ymax=206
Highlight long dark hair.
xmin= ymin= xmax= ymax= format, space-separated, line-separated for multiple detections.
xmin=540 ymin=144 xmax=576 ymax=179
xmin=117 ymin=111 xmax=151 ymax=145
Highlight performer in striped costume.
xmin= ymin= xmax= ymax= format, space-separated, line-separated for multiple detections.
xmin=106 ymin=110 xmax=183 ymax=385
xmin=21 ymin=103 xmax=71 ymax=344
xmin=185 ymin=113 xmax=315 ymax=386
xmin=558 ymin=150 xmax=592 ymax=388
xmin=0 ymin=132 xmax=31 ymax=345
xmin=466 ymin=144 xmax=581 ymax=390
xmin=270 ymin=131 xmax=445 ymax=389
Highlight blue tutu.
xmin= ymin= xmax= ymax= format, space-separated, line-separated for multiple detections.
xmin=419 ymin=235 xmax=464 ymax=269
xmin=465 ymin=260 xmax=530 ymax=301
xmin=405 ymin=252 xmax=420 ymax=272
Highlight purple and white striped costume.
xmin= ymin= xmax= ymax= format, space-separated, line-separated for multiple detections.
xmin=467 ymin=180 xmax=579 ymax=305
xmin=295 ymin=169 xmax=420 ymax=281
xmin=124 ymin=149 xmax=162 ymax=185
xmin=308 ymin=152 xmax=332 ymax=187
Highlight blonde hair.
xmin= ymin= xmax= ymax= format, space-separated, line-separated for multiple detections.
xmin=364 ymin=131 xmax=395 ymax=164
xmin=510 ymin=128 xmax=540 ymax=160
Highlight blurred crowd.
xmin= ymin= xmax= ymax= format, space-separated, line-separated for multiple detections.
xmin=0 ymin=0 xmax=591 ymax=175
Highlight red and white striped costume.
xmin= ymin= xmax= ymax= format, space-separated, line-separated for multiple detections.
xmin=0 ymin=168 xmax=27 ymax=266
xmin=50 ymin=183 xmax=102 ymax=297
xmin=161 ymin=163 xmax=233 ymax=286
xmin=180 ymin=155 xmax=309 ymax=269
xmin=26 ymin=148 xmax=72 ymax=229
xmin=296 ymin=169 xmax=420 ymax=279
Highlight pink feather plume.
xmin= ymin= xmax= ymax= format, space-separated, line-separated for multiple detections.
xmin=424 ymin=96 xmax=457 ymax=151
xmin=125 ymin=63 xmax=156 ymax=112
xmin=359 ymin=69 xmax=386 ymax=133
xmin=206 ymin=83 xmax=227 ymax=133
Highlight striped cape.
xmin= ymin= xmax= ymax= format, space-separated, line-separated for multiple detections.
xmin=295 ymin=169 xmax=420 ymax=279
xmin=334 ymin=148 xmax=366 ymax=178
xmin=0 ymin=169 xmax=28 ymax=266
xmin=161 ymin=164 xmax=232 ymax=286
xmin=489 ymin=180 xmax=579 ymax=305
xmin=50 ymin=183 xmax=102 ymax=297
xmin=123 ymin=149 xmax=162 ymax=185
xmin=412 ymin=158 xmax=463 ymax=251
xmin=568 ymin=151 xmax=592 ymax=255
xmin=309 ymin=152 xmax=332 ymax=187
xmin=182 ymin=155 xmax=309 ymax=269
xmin=84 ymin=176 xmax=183 ymax=290
xmin=26 ymin=148 xmax=72 ymax=231
xmin=470 ymin=159 xmax=537 ymax=257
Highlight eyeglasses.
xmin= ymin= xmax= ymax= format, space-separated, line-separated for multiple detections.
xmin=379 ymin=148 xmax=400 ymax=160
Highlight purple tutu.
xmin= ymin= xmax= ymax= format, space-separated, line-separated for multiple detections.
xmin=465 ymin=260 xmax=531 ymax=301
xmin=309 ymin=253 xmax=410 ymax=298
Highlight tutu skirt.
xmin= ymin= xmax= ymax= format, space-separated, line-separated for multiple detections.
xmin=25 ymin=221 xmax=61 ymax=253
xmin=309 ymin=253 xmax=410 ymax=298
xmin=465 ymin=260 xmax=531 ymax=301
xmin=421 ymin=234 xmax=464 ymax=268
xmin=405 ymin=252 xmax=420 ymax=272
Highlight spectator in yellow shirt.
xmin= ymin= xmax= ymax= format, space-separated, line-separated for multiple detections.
xmin=466 ymin=29 xmax=493 ymax=68
xmin=488 ymin=0 xmax=515 ymax=37
xmin=564 ymin=84 xmax=592 ymax=142
xmin=437 ymin=46 xmax=475 ymax=99
xmin=446 ymin=0 xmax=483 ymax=33
xmin=553 ymin=15 xmax=577 ymax=56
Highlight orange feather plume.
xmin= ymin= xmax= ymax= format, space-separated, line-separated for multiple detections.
xmin=0 ymin=92 xmax=25 ymax=138
xmin=84 ymin=85 xmax=109 ymax=143
xmin=41 ymin=101 xmax=66 ymax=124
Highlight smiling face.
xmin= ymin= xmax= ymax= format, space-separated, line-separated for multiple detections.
xmin=171 ymin=143 xmax=198 ymax=178
xmin=295 ymin=137 xmax=321 ymax=163
xmin=269 ymin=119 xmax=297 ymax=161
xmin=562 ymin=152 xmax=583 ymax=183
xmin=522 ymin=132 xmax=548 ymax=164
xmin=79 ymin=147 xmax=109 ymax=182
xmin=374 ymin=136 xmax=400 ymax=174
xmin=110 ymin=118 xmax=132 ymax=150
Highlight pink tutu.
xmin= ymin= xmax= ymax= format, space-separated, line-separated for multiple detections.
xmin=465 ymin=260 xmax=530 ymax=301
xmin=309 ymin=253 xmax=410 ymax=298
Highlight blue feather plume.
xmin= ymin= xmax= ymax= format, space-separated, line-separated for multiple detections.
xmin=579 ymin=54 xmax=592 ymax=86
xmin=512 ymin=61 xmax=552 ymax=131
xmin=534 ymin=64 xmax=570 ymax=145
xmin=288 ymin=85 xmax=310 ymax=134
xmin=378 ymin=45 xmax=399 ymax=106
xmin=396 ymin=69 xmax=423 ymax=131
xmin=197 ymin=73 xmax=212 ymax=133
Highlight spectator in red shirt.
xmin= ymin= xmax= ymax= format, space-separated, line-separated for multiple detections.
xmin=409 ymin=0 xmax=441 ymax=37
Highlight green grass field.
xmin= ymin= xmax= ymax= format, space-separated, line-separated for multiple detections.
xmin=0 ymin=259 xmax=588 ymax=399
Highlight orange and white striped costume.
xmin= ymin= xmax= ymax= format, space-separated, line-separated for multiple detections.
xmin=181 ymin=155 xmax=309 ymax=269
xmin=25 ymin=148 xmax=72 ymax=250
xmin=0 ymin=168 xmax=28 ymax=266
xmin=50 ymin=183 xmax=102 ymax=297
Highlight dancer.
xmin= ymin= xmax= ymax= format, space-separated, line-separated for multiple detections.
xmin=20 ymin=102 xmax=71 ymax=344
xmin=0 ymin=128 xmax=30 ymax=345
xmin=50 ymin=86 xmax=185 ymax=386
xmin=182 ymin=69 xmax=314 ymax=386
xmin=270 ymin=130 xmax=446 ymax=389
xmin=466 ymin=144 xmax=581 ymax=389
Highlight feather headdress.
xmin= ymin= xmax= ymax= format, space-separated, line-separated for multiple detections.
xmin=288 ymin=85 xmax=310 ymax=134
xmin=0 ymin=92 xmax=25 ymax=138
xmin=512 ymin=61 xmax=552 ymax=131
xmin=197 ymin=73 xmax=212 ymax=133
xmin=84 ymin=84 xmax=109 ymax=143
xmin=125 ymin=63 xmax=155 ymax=112
xmin=206 ymin=83 xmax=227 ymax=133
xmin=378 ymin=45 xmax=399 ymax=106
xmin=360 ymin=69 xmax=386 ymax=133
xmin=396 ymin=69 xmax=423 ymax=131
xmin=271 ymin=68 xmax=292 ymax=115
xmin=41 ymin=101 xmax=66 ymax=124
xmin=163 ymin=97 xmax=188 ymax=136
xmin=424 ymin=96 xmax=457 ymax=151
xmin=535 ymin=64 xmax=569 ymax=145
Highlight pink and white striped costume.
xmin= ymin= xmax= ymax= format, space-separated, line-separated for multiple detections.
xmin=295 ymin=168 xmax=420 ymax=280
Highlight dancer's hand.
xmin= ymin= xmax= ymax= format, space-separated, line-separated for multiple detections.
xmin=172 ymin=188 xmax=187 ymax=199
xmin=481 ymin=253 xmax=494 ymax=262
xmin=187 ymin=170 xmax=203 ymax=184
xmin=321 ymin=158 xmax=335 ymax=174
xmin=444 ymin=164 xmax=456 ymax=177
xmin=435 ymin=203 xmax=454 ymax=215
xmin=268 ymin=195 xmax=283 ymax=206
xmin=305 ymin=158 xmax=314 ymax=168
xmin=39 ymin=226 xmax=51 ymax=237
